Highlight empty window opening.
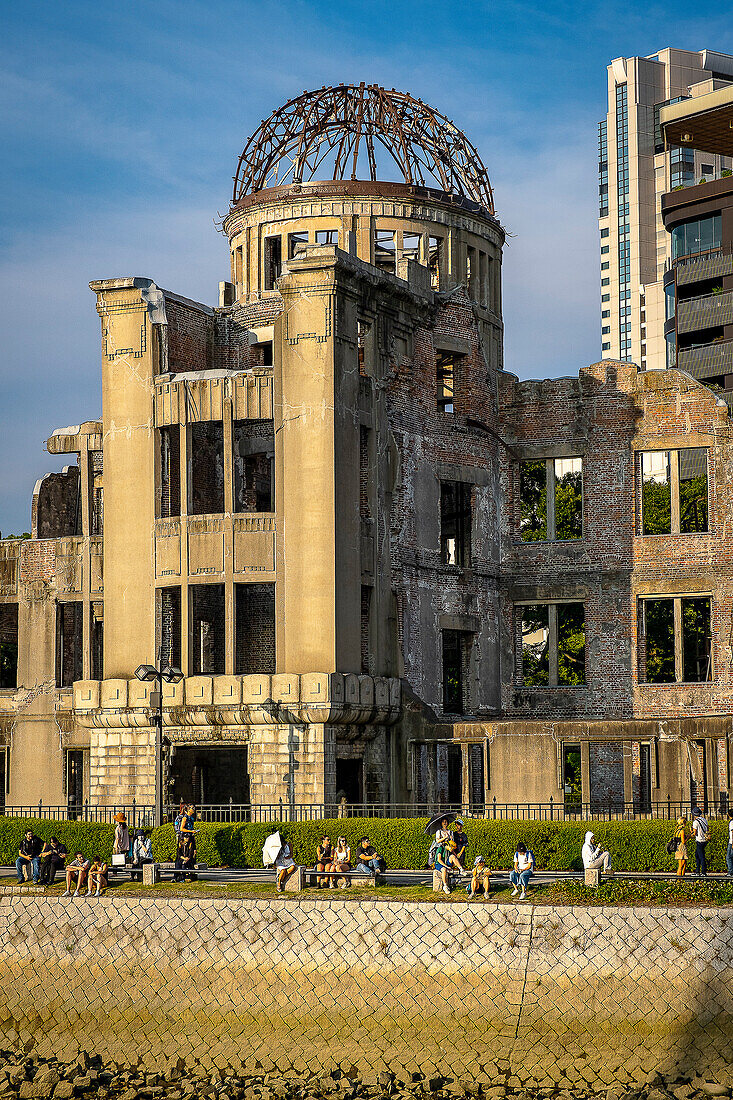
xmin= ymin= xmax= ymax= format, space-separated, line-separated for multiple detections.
xmin=428 ymin=236 xmax=443 ymax=289
xmin=640 ymin=448 xmax=708 ymax=535
xmin=357 ymin=319 xmax=373 ymax=377
xmin=91 ymin=603 xmax=103 ymax=681
xmin=157 ymin=587 xmax=181 ymax=672
xmin=442 ymin=630 xmax=473 ymax=715
xmin=90 ymin=450 xmax=104 ymax=536
xmin=466 ymin=245 xmax=477 ymax=299
xmin=315 ymin=229 xmax=339 ymax=245
xmin=0 ymin=603 xmax=18 ymax=690
xmin=233 ymin=420 xmax=274 ymax=513
xmin=361 ymin=585 xmax=372 ymax=674
xmin=288 ymin=231 xmax=308 ymax=259
xmin=402 ymin=232 xmax=421 ymax=264
xmin=66 ymin=749 xmax=85 ymax=816
xmin=638 ymin=743 xmax=652 ymax=813
xmin=360 ymin=426 xmax=372 ymax=518
xmin=440 ymin=481 xmax=471 ymax=567
xmin=170 ymin=746 xmax=250 ymax=807
xmin=468 ymin=743 xmax=485 ymax=811
xmin=519 ymin=603 xmax=586 ymax=687
xmin=436 ymin=351 xmax=456 ymax=414
xmin=264 ymin=236 xmax=282 ymax=290
xmin=563 ymin=744 xmax=582 ymax=810
xmin=479 ymin=252 xmax=489 ymax=307
xmin=159 ymin=427 xmax=181 ymax=519
xmin=519 ymin=457 xmax=583 ymax=542
xmin=55 ymin=602 xmax=83 ymax=688
xmin=590 ymin=741 xmax=625 ymax=814
xmin=188 ymin=422 xmax=224 ymax=516
xmin=374 ymin=230 xmax=396 ymax=273
xmin=252 ymin=341 xmax=273 ymax=367
xmin=640 ymin=596 xmax=711 ymax=683
xmin=190 ymin=584 xmax=225 ymax=676
xmin=235 ymin=583 xmax=275 ymax=674
xmin=336 ymin=757 xmax=363 ymax=803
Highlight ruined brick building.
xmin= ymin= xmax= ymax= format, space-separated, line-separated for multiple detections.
xmin=0 ymin=84 xmax=730 ymax=816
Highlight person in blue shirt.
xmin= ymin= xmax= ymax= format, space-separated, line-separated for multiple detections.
xmin=435 ymin=841 xmax=453 ymax=896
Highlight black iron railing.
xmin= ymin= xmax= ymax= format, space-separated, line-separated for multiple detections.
xmin=0 ymin=795 xmax=726 ymax=825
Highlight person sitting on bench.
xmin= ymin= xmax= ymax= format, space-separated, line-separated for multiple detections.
xmin=130 ymin=831 xmax=154 ymax=882
xmin=275 ymin=835 xmax=297 ymax=893
xmin=466 ymin=855 xmax=491 ymax=899
xmin=38 ymin=837 xmax=67 ymax=886
xmin=329 ymin=836 xmax=351 ymax=889
xmin=582 ymin=831 xmax=612 ymax=875
xmin=435 ymin=841 xmax=453 ymax=896
xmin=63 ymin=852 xmax=91 ymax=897
xmin=355 ymin=837 xmax=384 ymax=882
xmin=315 ymin=835 xmax=333 ymax=889
xmin=87 ymin=856 xmax=108 ymax=897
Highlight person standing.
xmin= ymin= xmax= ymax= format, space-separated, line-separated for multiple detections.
xmin=673 ymin=817 xmax=689 ymax=878
xmin=727 ymin=810 xmax=733 ymax=880
xmin=113 ymin=813 xmax=130 ymax=858
xmin=691 ymin=807 xmax=709 ymax=877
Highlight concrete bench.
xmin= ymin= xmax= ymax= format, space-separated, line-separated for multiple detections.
xmin=297 ymin=867 xmax=377 ymax=890
xmin=142 ymin=862 xmax=208 ymax=885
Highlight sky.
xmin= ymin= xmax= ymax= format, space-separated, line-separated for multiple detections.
xmin=1 ymin=0 xmax=732 ymax=534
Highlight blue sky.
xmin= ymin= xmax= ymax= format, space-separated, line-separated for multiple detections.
xmin=1 ymin=0 xmax=732 ymax=533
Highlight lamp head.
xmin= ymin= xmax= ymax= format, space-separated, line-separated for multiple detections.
xmin=135 ymin=664 xmax=158 ymax=683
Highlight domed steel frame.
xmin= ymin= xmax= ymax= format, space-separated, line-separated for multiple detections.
xmin=233 ymin=83 xmax=494 ymax=215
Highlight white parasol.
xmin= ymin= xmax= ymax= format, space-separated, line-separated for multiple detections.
xmin=262 ymin=830 xmax=283 ymax=867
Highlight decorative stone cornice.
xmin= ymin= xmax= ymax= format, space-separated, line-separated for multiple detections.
xmin=69 ymin=673 xmax=401 ymax=730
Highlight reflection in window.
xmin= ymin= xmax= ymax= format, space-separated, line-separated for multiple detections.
xmin=665 ymin=281 xmax=675 ymax=321
xmin=521 ymin=605 xmax=549 ymax=685
xmin=557 ymin=602 xmax=586 ymax=685
xmin=374 ymin=230 xmax=396 ymax=273
xmin=436 ymin=352 xmax=456 ymax=414
xmin=679 ymin=449 xmax=708 ymax=533
xmin=554 ymin=457 xmax=583 ymax=540
xmin=519 ymin=461 xmax=547 ymax=541
xmin=671 ymin=214 xmax=721 ymax=259
xmin=642 ymin=451 xmax=671 ymax=535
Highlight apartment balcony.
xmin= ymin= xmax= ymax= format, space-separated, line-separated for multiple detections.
xmin=677 ymin=290 xmax=733 ymax=335
xmin=678 ymin=340 xmax=733 ymax=381
xmin=673 ymin=249 xmax=733 ymax=286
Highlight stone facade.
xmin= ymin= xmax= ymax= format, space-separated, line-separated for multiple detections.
xmin=0 ymin=895 xmax=732 ymax=1087
xmin=1 ymin=90 xmax=733 ymax=815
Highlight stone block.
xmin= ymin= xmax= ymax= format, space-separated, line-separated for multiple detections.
xmin=585 ymin=868 xmax=602 ymax=887
xmin=284 ymin=866 xmax=304 ymax=892
xmin=185 ymin=676 xmax=213 ymax=706
xmin=143 ymin=863 xmax=160 ymax=886
xmin=213 ymin=676 xmax=242 ymax=706
xmin=241 ymin=674 xmax=272 ymax=705
xmin=73 ymin=681 xmax=100 ymax=711
xmin=100 ymin=679 xmax=128 ymax=709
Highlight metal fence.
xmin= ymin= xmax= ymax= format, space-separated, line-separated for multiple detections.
xmin=1 ymin=795 xmax=727 ymax=825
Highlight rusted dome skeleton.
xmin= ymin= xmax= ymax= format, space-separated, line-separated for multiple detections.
xmin=232 ymin=83 xmax=494 ymax=215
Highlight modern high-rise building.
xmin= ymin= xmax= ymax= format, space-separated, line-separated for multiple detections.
xmin=599 ymin=48 xmax=733 ymax=370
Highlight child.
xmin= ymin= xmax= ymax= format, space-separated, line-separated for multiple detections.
xmin=466 ymin=855 xmax=491 ymax=899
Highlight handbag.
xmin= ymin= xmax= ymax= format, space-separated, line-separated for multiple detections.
xmin=666 ymin=836 xmax=679 ymax=855
xmin=111 ymin=853 xmax=126 ymax=867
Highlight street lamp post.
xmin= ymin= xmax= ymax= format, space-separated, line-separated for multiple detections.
xmin=135 ymin=658 xmax=184 ymax=827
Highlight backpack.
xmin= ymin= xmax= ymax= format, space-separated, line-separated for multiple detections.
xmin=666 ymin=836 xmax=679 ymax=855
xmin=427 ymin=840 xmax=438 ymax=869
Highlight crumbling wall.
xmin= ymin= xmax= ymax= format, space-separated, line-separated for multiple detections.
xmin=35 ymin=467 xmax=80 ymax=540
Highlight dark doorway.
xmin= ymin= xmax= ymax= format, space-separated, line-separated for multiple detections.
xmin=169 ymin=747 xmax=249 ymax=808
xmin=67 ymin=750 xmax=84 ymax=818
xmin=690 ymin=740 xmax=707 ymax=814
xmin=336 ymin=758 xmax=363 ymax=804
xmin=639 ymin=743 xmax=652 ymax=813
xmin=563 ymin=743 xmax=582 ymax=811
xmin=437 ymin=742 xmax=463 ymax=806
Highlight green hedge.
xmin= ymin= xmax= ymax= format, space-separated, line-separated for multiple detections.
xmin=151 ymin=817 xmax=731 ymax=874
xmin=0 ymin=818 xmax=115 ymax=865
xmin=1 ymin=816 xmax=728 ymax=875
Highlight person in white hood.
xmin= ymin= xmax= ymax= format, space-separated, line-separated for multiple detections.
xmin=582 ymin=830 xmax=612 ymax=874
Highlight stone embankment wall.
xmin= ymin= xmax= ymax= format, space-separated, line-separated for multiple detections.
xmin=1 ymin=896 xmax=731 ymax=1087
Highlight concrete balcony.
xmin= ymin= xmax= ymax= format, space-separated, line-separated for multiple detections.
xmin=677 ymin=290 xmax=733 ymax=335
xmin=70 ymin=672 xmax=402 ymax=732
xmin=678 ymin=340 xmax=733 ymax=381
xmin=674 ymin=249 xmax=733 ymax=287
xmin=154 ymin=368 xmax=273 ymax=425
xmin=155 ymin=513 xmax=276 ymax=579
